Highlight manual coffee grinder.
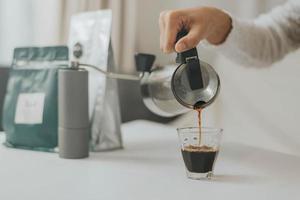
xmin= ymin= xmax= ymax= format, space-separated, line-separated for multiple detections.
xmin=58 ymin=43 xmax=90 ymax=159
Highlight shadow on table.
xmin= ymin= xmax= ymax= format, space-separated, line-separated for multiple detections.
xmin=90 ymin=153 xmax=179 ymax=166
xmin=88 ymin=138 xmax=180 ymax=166
xmin=212 ymin=174 xmax=268 ymax=184
xmin=89 ymin=140 xmax=300 ymax=183
xmin=219 ymin=142 xmax=300 ymax=183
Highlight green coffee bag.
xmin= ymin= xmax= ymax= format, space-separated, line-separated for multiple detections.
xmin=2 ymin=46 xmax=68 ymax=152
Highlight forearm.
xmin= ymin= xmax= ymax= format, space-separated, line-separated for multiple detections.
xmin=216 ymin=1 xmax=300 ymax=67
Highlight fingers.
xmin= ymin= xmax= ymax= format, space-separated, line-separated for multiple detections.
xmin=159 ymin=11 xmax=166 ymax=51
xmin=159 ymin=10 xmax=182 ymax=54
xmin=175 ymin=25 xmax=205 ymax=52
xmin=159 ymin=7 xmax=212 ymax=54
xmin=164 ymin=12 xmax=180 ymax=53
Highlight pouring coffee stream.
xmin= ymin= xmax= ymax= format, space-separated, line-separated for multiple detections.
xmin=173 ymin=29 xmax=220 ymax=146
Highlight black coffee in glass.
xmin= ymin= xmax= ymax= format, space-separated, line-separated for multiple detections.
xmin=181 ymin=145 xmax=218 ymax=173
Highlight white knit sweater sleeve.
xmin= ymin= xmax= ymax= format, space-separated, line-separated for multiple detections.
xmin=215 ymin=0 xmax=300 ymax=67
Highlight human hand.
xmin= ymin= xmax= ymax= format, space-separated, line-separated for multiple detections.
xmin=159 ymin=7 xmax=232 ymax=53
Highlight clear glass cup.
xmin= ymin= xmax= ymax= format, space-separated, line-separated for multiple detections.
xmin=177 ymin=127 xmax=223 ymax=180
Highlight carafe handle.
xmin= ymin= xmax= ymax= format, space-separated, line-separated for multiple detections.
xmin=175 ymin=29 xmax=204 ymax=90
xmin=175 ymin=29 xmax=199 ymax=64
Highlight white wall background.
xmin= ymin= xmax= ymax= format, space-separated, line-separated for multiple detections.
xmin=0 ymin=0 xmax=62 ymax=65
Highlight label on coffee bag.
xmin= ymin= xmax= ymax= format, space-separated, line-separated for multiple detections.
xmin=15 ymin=93 xmax=45 ymax=124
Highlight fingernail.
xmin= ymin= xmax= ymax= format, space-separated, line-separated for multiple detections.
xmin=177 ymin=42 xmax=187 ymax=52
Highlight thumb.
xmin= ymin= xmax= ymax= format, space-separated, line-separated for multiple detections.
xmin=175 ymin=27 xmax=204 ymax=52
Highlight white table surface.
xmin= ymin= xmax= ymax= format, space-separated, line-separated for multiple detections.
xmin=0 ymin=120 xmax=299 ymax=200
